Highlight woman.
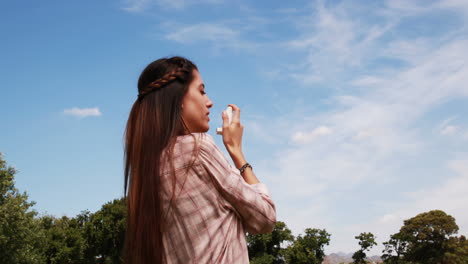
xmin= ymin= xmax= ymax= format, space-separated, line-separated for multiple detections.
xmin=124 ymin=56 xmax=276 ymax=263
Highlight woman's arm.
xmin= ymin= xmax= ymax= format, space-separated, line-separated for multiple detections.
xmin=198 ymin=134 xmax=276 ymax=234
xmin=221 ymin=104 xmax=259 ymax=185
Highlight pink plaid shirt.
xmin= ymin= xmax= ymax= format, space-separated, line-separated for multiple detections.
xmin=159 ymin=133 xmax=276 ymax=263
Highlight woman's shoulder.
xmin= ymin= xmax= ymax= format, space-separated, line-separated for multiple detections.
xmin=175 ymin=133 xmax=216 ymax=149
xmin=172 ymin=133 xmax=223 ymax=166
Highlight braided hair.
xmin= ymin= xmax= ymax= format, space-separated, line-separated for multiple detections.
xmin=137 ymin=57 xmax=196 ymax=100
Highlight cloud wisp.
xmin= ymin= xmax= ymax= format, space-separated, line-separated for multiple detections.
xmin=63 ymin=107 xmax=102 ymax=118
xmin=122 ymin=0 xmax=222 ymax=12
xmin=121 ymin=0 xmax=150 ymax=12
xmin=291 ymin=126 xmax=333 ymax=144
xmin=165 ymin=23 xmax=238 ymax=44
xmin=161 ymin=21 xmax=264 ymax=53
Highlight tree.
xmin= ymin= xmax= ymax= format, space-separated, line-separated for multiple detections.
xmin=247 ymin=221 xmax=294 ymax=264
xmin=40 ymin=215 xmax=86 ymax=264
xmin=382 ymin=210 xmax=461 ymax=264
xmin=442 ymin=235 xmax=468 ymax=264
xmin=0 ymin=153 xmax=44 ymax=263
xmin=381 ymin=233 xmax=409 ymax=264
xmin=83 ymin=198 xmax=126 ymax=264
xmin=352 ymin=232 xmax=377 ymax=264
xmin=285 ymin=228 xmax=331 ymax=264
xmin=401 ymin=210 xmax=458 ymax=263
xmin=37 ymin=198 xmax=126 ymax=264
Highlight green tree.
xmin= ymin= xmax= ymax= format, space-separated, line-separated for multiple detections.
xmin=40 ymin=215 xmax=86 ymax=264
xmin=352 ymin=232 xmax=377 ymax=264
xmin=247 ymin=221 xmax=294 ymax=264
xmin=401 ymin=210 xmax=458 ymax=263
xmin=250 ymin=254 xmax=275 ymax=264
xmin=381 ymin=233 xmax=409 ymax=264
xmin=285 ymin=228 xmax=331 ymax=264
xmin=39 ymin=199 xmax=126 ymax=264
xmin=83 ymin=198 xmax=126 ymax=264
xmin=382 ymin=210 xmax=461 ymax=264
xmin=0 ymin=153 xmax=44 ymax=263
xmin=442 ymin=235 xmax=468 ymax=264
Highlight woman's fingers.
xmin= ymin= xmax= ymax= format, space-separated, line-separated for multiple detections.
xmin=221 ymin=109 xmax=230 ymax=129
xmin=228 ymin=104 xmax=241 ymax=124
xmin=222 ymin=104 xmax=244 ymax=155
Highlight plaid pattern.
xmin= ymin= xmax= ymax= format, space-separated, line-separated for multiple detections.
xmin=160 ymin=133 xmax=276 ymax=264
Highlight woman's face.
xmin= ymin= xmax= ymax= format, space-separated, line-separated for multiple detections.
xmin=181 ymin=70 xmax=213 ymax=133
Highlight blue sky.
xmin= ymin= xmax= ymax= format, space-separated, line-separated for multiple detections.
xmin=1 ymin=0 xmax=468 ymax=255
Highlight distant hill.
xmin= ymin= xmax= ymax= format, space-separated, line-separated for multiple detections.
xmin=322 ymin=252 xmax=383 ymax=264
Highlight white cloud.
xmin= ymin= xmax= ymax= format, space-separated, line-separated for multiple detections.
xmin=122 ymin=0 xmax=222 ymax=12
xmin=159 ymin=0 xmax=223 ymax=10
xmin=351 ymin=76 xmax=384 ymax=87
xmin=121 ymin=0 xmax=150 ymax=12
xmin=438 ymin=117 xmax=457 ymax=129
xmin=384 ymin=0 xmax=433 ymax=14
xmin=156 ymin=0 xmax=187 ymax=9
xmin=280 ymin=2 xmax=397 ymax=84
xmin=354 ymin=130 xmax=372 ymax=140
xmin=274 ymin=7 xmax=300 ymax=14
xmin=63 ymin=107 xmax=102 ymax=118
xmin=378 ymin=214 xmax=402 ymax=225
xmin=382 ymin=38 xmax=435 ymax=65
xmin=435 ymin=0 xmax=468 ymax=17
xmin=163 ymin=22 xmax=261 ymax=52
xmin=165 ymin=23 xmax=239 ymax=44
xmin=437 ymin=117 xmax=462 ymax=136
xmin=291 ymin=126 xmax=333 ymax=144
xmin=440 ymin=125 xmax=459 ymax=135
xmin=273 ymin=36 xmax=468 ymax=203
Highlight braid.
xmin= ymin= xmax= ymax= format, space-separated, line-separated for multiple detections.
xmin=138 ymin=62 xmax=191 ymax=100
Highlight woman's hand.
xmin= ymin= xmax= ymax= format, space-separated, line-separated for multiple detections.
xmin=221 ymin=104 xmax=246 ymax=168
xmin=221 ymin=104 xmax=259 ymax=185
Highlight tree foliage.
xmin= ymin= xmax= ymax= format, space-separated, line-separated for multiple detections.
xmin=442 ymin=235 xmax=468 ymax=263
xmin=0 ymin=153 xmax=44 ymax=264
xmin=382 ymin=210 xmax=464 ymax=264
xmin=0 ymin=152 xmax=127 ymax=264
xmin=381 ymin=232 xmax=409 ymax=263
xmin=82 ymin=198 xmax=126 ymax=264
xmin=40 ymin=215 xmax=86 ymax=264
xmin=38 ymin=199 xmax=126 ymax=264
xmin=285 ymin=228 xmax=331 ymax=264
xmin=247 ymin=221 xmax=294 ymax=264
xmin=352 ymin=232 xmax=377 ymax=264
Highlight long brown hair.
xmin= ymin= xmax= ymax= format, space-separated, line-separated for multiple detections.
xmin=124 ymin=56 xmax=197 ymax=264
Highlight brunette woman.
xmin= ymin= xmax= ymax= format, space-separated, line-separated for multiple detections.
xmin=124 ymin=56 xmax=276 ymax=263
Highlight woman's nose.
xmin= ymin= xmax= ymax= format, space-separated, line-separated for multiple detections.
xmin=206 ymin=98 xmax=213 ymax=108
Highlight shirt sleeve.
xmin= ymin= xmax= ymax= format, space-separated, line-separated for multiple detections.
xmin=197 ymin=134 xmax=276 ymax=234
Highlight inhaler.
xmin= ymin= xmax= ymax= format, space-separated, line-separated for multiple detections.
xmin=216 ymin=106 xmax=233 ymax=135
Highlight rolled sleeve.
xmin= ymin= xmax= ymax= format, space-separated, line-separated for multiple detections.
xmin=198 ymin=134 xmax=276 ymax=234
xmin=251 ymin=183 xmax=271 ymax=197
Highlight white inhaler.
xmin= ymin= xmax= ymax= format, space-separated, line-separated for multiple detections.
xmin=216 ymin=106 xmax=233 ymax=135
